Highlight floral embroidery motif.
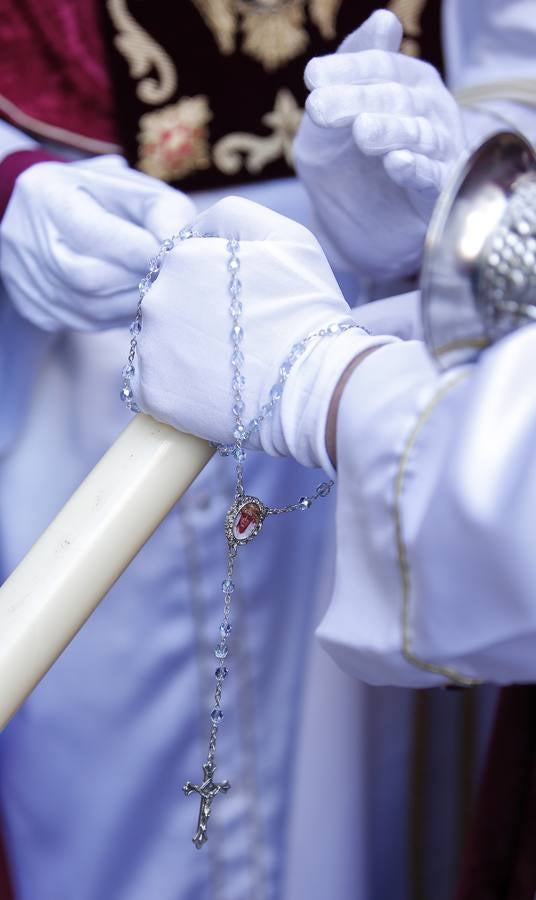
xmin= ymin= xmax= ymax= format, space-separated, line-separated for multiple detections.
xmin=387 ymin=0 xmax=429 ymax=57
xmin=137 ymin=96 xmax=213 ymax=181
xmin=192 ymin=0 xmax=342 ymax=71
xmin=212 ymin=88 xmax=303 ymax=175
xmin=106 ymin=0 xmax=178 ymax=104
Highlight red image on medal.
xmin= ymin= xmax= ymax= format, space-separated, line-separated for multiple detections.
xmin=225 ymin=496 xmax=266 ymax=546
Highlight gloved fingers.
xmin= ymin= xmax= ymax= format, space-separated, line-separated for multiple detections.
xmin=305 ymin=49 xmax=440 ymax=91
xmin=383 ymin=148 xmax=446 ymax=193
xmin=306 ymin=81 xmax=417 ymax=128
xmin=191 ymin=196 xmax=317 ymax=245
xmin=337 ymin=9 xmax=402 ymax=54
xmin=353 ymin=113 xmax=450 ymax=160
xmin=63 ymin=188 xmax=160 ymax=268
xmin=54 ymin=244 xmax=141 ymax=300
xmin=143 ymin=188 xmax=196 ymax=242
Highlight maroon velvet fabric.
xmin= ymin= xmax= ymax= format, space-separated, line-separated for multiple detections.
xmin=0 ymin=0 xmax=119 ymax=147
xmin=455 ymin=685 xmax=536 ymax=900
xmin=0 ymin=148 xmax=64 ymax=220
xmin=0 ymin=825 xmax=13 ymax=900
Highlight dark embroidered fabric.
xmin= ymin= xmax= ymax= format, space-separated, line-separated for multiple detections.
xmin=100 ymin=0 xmax=443 ymax=190
xmin=455 ymin=685 xmax=536 ymax=900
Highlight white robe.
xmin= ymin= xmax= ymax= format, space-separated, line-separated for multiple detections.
xmin=2 ymin=2 xmax=536 ymax=898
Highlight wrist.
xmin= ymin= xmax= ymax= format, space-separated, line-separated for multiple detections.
xmin=265 ymin=326 xmax=398 ymax=476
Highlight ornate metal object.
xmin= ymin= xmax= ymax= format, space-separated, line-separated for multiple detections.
xmin=421 ymin=132 xmax=536 ymax=370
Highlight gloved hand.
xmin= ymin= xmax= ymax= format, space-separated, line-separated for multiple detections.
xmin=0 ymin=154 xmax=195 ymax=332
xmin=293 ymin=10 xmax=466 ymax=280
xmin=132 ymin=197 xmax=395 ymax=473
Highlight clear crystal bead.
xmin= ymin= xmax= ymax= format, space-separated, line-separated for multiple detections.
xmin=250 ymin=418 xmax=260 ymax=431
xmin=179 ymin=228 xmax=193 ymax=240
xmin=211 ymin=708 xmax=223 ymax=723
xmin=127 ymin=401 xmax=140 ymax=413
xmin=217 ymin=445 xmax=232 ymax=457
xmin=231 ymin=350 xmax=244 ymax=368
xmin=231 ymin=325 xmax=243 ymax=343
xmin=230 ymin=278 xmax=242 ymax=298
xmin=220 ymin=622 xmax=232 ymax=638
xmin=279 ymin=364 xmax=290 ymax=381
xmin=291 ymin=341 xmax=306 ymax=356
xmin=260 ymin=403 xmax=273 ymax=418
xmin=299 ymin=497 xmax=312 ymax=510
xmin=232 ymin=400 xmax=245 ymax=416
xmin=120 ymin=386 xmax=133 ymax=402
xmin=316 ymin=482 xmax=332 ymax=497
xmin=130 ymin=320 xmax=142 ymax=336
xmin=149 ymin=257 xmax=161 ymax=274
xmin=233 ymin=446 xmax=246 ymax=462
xmin=233 ymin=424 xmax=245 ymax=441
xmin=228 ymin=257 xmax=240 ymax=272
xmin=138 ymin=277 xmax=150 ymax=294
xmin=270 ymin=384 xmax=282 ymax=402
xmin=222 ymin=579 xmax=235 ymax=594
xmin=227 ymin=239 xmax=239 ymax=252
xmin=122 ymin=364 xmax=135 ymax=379
xmin=161 ymin=238 xmax=174 ymax=251
xmin=230 ymin=300 xmax=243 ymax=317
xmin=328 ymin=323 xmax=340 ymax=334
xmin=232 ymin=373 xmax=245 ymax=390
xmin=215 ymin=666 xmax=228 ymax=680
xmin=214 ymin=642 xmax=229 ymax=660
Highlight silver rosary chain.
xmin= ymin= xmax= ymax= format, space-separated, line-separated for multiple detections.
xmin=120 ymin=226 xmax=365 ymax=848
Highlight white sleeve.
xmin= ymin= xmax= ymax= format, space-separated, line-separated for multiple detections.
xmin=318 ymin=324 xmax=536 ymax=688
xmin=443 ymin=0 xmax=536 ymax=145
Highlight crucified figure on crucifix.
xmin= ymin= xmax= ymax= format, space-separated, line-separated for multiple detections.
xmin=183 ymin=761 xmax=231 ymax=848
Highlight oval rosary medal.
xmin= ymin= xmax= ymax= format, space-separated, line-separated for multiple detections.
xmin=225 ymin=495 xmax=267 ymax=546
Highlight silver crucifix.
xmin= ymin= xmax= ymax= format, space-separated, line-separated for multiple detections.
xmin=183 ymin=761 xmax=231 ymax=848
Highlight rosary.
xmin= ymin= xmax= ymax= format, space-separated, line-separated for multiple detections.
xmin=121 ymin=227 xmax=364 ymax=848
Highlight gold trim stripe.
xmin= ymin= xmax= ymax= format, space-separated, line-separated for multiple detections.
xmin=393 ymin=371 xmax=481 ymax=686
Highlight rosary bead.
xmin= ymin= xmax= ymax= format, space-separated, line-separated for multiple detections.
xmin=231 ymin=350 xmax=244 ymax=368
xmin=227 ymin=239 xmax=239 ymax=252
xmin=228 ymin=256 xmax=240 ymax=273
xmin=130 ymin=320 xmax=142 ymax=336
xmin=120 ymin=386 xmax=134 ymax=402
xmin=260 ymin=403 xmax=273 ymax=418
xmin=231 ymin=325 xmax=244 ymax=343
xmin=316 ymin=482 xmax=332 ymax=497
xmin=269 ymin=384 xmax=282 ymax=402
xmin=233 ymin=425 xmax=245 ymax=441
xmin=328 ymin=322 xmax=341 ymax=334
xmin=250 ymin=418 xmax=260 ymax=432
xmin=299 ymin=497 xmax=312 ymax=510
xmin=232 ymin=373 xmax=245 ymax=390
xmin=161 ymin=238 xmax=174 ymax=251
xmin=214 ymin=642 xmax=229 ymax=660
xmin=230 ymin=300 xmax=243 ymax=318
xmin=222 ymin=579 xmax=235 ymax=594
xmin=232 ymin=400 xmax=245 ymax=417
xmin=127 ymin=401 xmax=141 ymax=414
xmin=230 ymin=278 xmax=242 ymax=298
xmin=211 ymin=708 xmax=224 ymax=724
xmin=138 ymin=277 xmax=150 ymax=295
xmin=215 ymin=667 xmax=229 ymax=680
xmin=179 ymin=228 xmax=193 ymax=240
xmin=233 ymin=446 xmax=246 ymax=462
xmin=220 ymin=622 xmax=232 ymax=638
xmin=122 ymin=364 xmax=135 ymax=379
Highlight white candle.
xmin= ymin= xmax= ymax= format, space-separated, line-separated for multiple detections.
xmin=0 ymin=414 xmax=214 ymax=730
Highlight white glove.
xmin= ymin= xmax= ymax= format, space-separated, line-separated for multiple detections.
xmin=0 ymin=155 xmax=195 ymax=332
xmin=132 ymin=197 xmax=395 ymax=474
xmin=293 ymin=10 xmax=466 ymax=279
